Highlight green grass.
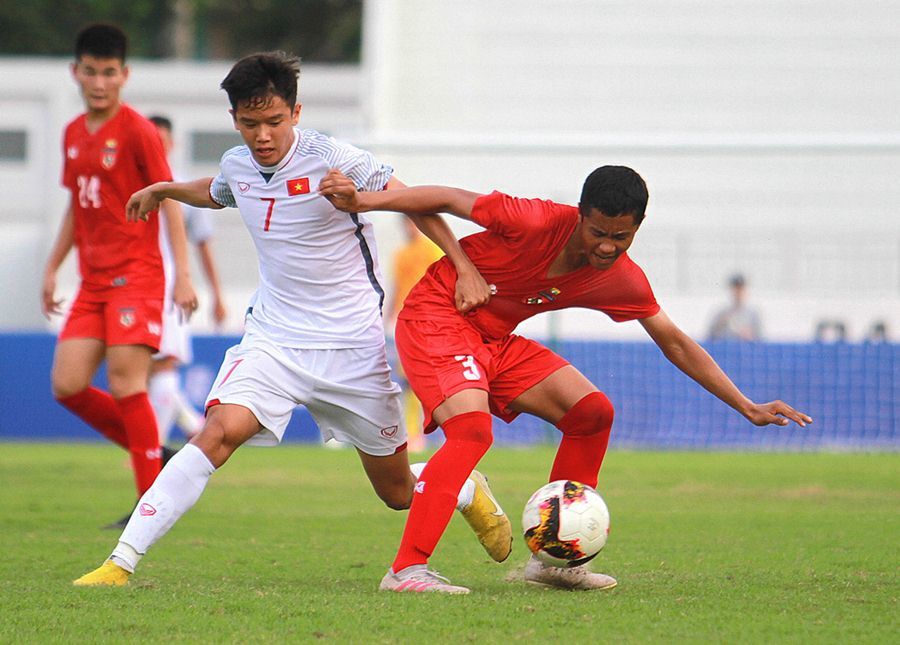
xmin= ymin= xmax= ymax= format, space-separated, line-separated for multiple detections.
xmin=0 ymin=444 xmax=896 ymax=643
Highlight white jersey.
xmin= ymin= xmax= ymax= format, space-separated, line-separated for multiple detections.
xmin=157 ymin=206 xmax=214 ymax=363
xmin=159 ymin=206 xmax=215 ymax=300
xmin=209 ymin=127 xmax=393 ymax=348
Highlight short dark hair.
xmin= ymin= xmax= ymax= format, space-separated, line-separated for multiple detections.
xmin=220 ymin=52 xmax=300 ymax=112
xmin=75 ymin=23 xmax=127 ymax=62
xmin=149 ymin=115 xmax=172 ymax=132
xmin=579 ymin=165 xmax=648 ymax=224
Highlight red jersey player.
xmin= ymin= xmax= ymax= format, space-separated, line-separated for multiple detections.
xmin=41 ymin=24 xmax=197 ymax=527
xmin=319 ymin=165 xmax=813 ymax=594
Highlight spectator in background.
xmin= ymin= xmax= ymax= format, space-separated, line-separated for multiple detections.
xmin=815 ymin=319 xmax=847 ymax=343
xmin=707 ymin=273 xmax=762 ymax=341
xmin=389 ymin=218 xmax=445 ymax=452
xmin=865 ymin=320 xmax=889 ymax=343
xmin=147 ymin=115 xmax=228 ymax=454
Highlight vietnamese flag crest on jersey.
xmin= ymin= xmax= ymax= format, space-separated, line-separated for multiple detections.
xmin=286 ymin=177 xmax=310 ymax=196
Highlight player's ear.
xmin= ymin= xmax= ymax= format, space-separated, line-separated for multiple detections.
xmin=229 ymin=108 xmax=237 ymax=128
xmin=292 ymin=103 xmax=302 ymax=124
xmin=121 ymin=65 xmax=130 ymax=83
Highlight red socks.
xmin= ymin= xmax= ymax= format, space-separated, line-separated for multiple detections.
xmin=391 ymin=411 xmax=493 ymax=572
xmin=116 ymin=392 xmax=162 ymax=495
xmin=548 ymin=391 xmax=614 ymax=488
xmin=57 ymin=387 xmax=129 ymax=449
xmin=57 ymin=388 xmax=161 ymax=496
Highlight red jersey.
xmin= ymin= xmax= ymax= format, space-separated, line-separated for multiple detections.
xmin=62 ymin=103 xmax=172 ymax=296
xmin=399 ymin=191 xmax=660 ymax=340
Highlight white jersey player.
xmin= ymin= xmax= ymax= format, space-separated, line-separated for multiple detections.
xmin=75 ymin=52 xmax=511 ymax=590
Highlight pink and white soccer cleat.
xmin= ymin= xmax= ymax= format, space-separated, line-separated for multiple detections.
xmin=379 ymin=566 xmax=470 ymax=594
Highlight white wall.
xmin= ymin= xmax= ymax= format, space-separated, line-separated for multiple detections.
xmin=1 ymin=0 xmax=898 ymax=341
xmin=360 ymin=0 xmax=900 ymax=341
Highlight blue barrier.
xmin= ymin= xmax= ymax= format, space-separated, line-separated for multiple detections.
xmin=0 ymin=333 xmax=896 ymax=450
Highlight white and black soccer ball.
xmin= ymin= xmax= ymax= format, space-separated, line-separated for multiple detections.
xmin=522 ymin=480 xmax=610 ymax=568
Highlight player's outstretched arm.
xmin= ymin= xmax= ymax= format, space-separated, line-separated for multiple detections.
xmin=320 ymin=169 xmax=492 ymax=312
xmin=127 ymin=178 xmax=222 ymax=222
xmin=639 ymin=310 xmax=813 ymax=428
xmin=318 ymin=169 xmax=482 ymax=219
xmin=384 ymin=176 xmax=492 ymax=313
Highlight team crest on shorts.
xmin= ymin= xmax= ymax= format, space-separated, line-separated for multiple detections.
xmin=524 ymin=287 xmax=561 ymax=305
xmin=119 ymin=308 xmax=135 ymax=328
xmin=380 ymin=425 xmax=399 ymax=438
xmin=101 ymin=138 xmax=118 ymax=169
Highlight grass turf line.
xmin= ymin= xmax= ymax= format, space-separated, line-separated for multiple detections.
xmin=0 ymin=443 xmax=896 ymax=643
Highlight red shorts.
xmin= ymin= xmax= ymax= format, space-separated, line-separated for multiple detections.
xmin=60 ymin=289 xmax=164 ymax=351
xmin=395 ymin=316 xmax=569 ymax=433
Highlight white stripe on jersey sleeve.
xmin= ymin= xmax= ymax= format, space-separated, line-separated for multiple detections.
xmin=300 ymin=130 xmax=393 ymax=192
xmin=209 ymin=174 xmax=236 ymax=207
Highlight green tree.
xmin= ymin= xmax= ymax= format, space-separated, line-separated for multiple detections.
xmin=0 ymin=0 xmax=362 ymax=62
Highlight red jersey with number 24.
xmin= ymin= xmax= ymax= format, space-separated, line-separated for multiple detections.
xmin=62 ymin=103 xmax=172 ymax=296
xmin=399 ymin=191 xmax=660 ymax=341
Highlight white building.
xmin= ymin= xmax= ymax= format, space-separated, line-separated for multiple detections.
xmin=1 ymin=0 xmax=898 ymax=340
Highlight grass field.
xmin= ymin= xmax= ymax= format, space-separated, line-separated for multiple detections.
xmin=0 ymin=443 xmax=896 ymax=643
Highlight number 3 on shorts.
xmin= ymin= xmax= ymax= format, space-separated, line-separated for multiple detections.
xmin=454 ymin=354 xmax=481 ymax=381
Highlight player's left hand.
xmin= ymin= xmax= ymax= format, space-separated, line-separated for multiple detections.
xmin=173 ymin=275 xmax=199 ymax=322
xmin=318 ymin=169 xmax=360 ymax=212
xmin=745 ymin=400 xmax=813 ymax=427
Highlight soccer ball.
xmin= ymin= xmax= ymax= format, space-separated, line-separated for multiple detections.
xmin=522 ymin=480 xmax=610 ymax=568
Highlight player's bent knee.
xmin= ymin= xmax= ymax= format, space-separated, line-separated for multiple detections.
xmin=441 ymin=411 xmax=494 ymax=448
xmin=50 ymin=370 xmax=92 ymax=400
xmin=379 ymin=486 xmax=413 ymax=511
xmin=189 ymin=419 xmax=235 ymax=468
xmin=558 ymin=391 xmax=614 ymax=436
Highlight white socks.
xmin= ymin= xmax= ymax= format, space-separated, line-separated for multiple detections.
xmin=110 ymin=444 xmax=215 ymax=572
xmin=409 ymin=462 xmax=475 ymax=510
xmin=149 ymin=370 xmax=204 ymax=443
xmin=148 ymin=370 xmax=179 ymax=444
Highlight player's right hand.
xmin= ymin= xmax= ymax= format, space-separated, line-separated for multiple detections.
xmin=41 ymin=271 xmax=64 ymax=319
xmin=318 ymin=169 xmax=361 ymax=212
xmin=126 ymin=183 xmax=164 ymax=222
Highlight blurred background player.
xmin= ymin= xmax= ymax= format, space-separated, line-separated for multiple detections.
xmin=320 ymin=166 xmax=813 ymax=594
xmin=40 ymin=24 xmax=197 ymax=527
xmin=707 ymin=272 xmax=762 ymax=341
xmin=74 ymin=52 xmax=509 ymax=587
xmin=148 ymin=115 xmax=228 ymax=449
xmin=388 ymin=217 xmax=444 ymax=452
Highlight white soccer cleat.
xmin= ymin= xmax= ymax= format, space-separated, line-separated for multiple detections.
xmin=523 ymin=554 xmax=617 ymax=591
xmin=379 ymin=566 xmax=470 ymax=594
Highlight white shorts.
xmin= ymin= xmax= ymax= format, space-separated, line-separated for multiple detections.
xmin=154 ymin=305 xmax=192 ymax=364
xmin=205 ymin=328 xmax=404 ymax=456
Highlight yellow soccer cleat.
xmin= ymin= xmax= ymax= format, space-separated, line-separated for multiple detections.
xmin=461 ymin=470 xmax=512 ymax=562
xmin=72 ymin=560 xmax=131 ymax=587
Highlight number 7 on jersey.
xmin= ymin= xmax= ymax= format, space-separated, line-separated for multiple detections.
xmin=260 ymin=197 xmax=276 ymax=232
